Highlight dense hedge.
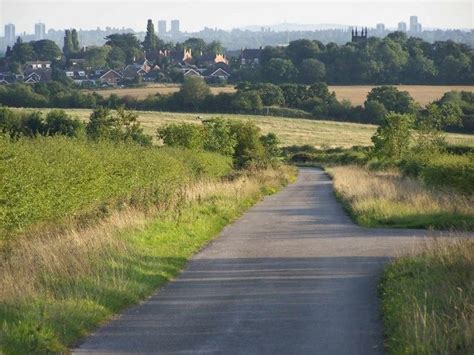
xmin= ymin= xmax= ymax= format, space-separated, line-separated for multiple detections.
xmin=421 ymin=154 xmax=474 ymax=194
xmin=0 ymin=136 xmax=232 ymax=238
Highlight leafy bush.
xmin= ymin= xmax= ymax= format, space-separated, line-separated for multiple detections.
xmin=0 ymin=107 xmax=84 ymax=138
xmin=371 ymin=112 xmax=415 ymax=160
xmin=421 ymin=154 xmax=474 ymax=194
xmin=202 ymin=118 xmax=237 ymax=156
xmin=86 ymin=107 xmax=152 ymax=146
xmin=157 ymin=123 xmax=205 ymax=150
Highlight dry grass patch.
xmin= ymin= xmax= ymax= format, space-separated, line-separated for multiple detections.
xmin=327 ymin=165 xmax=474 ymax=230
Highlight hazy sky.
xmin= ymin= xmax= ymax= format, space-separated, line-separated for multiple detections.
xmin=1 ymin=0 xmax=473 ymax=35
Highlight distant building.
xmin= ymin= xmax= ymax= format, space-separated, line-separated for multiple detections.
xmin=240 ymin=48 xmax=263 ymax=66
xmin=197 ymin=53 xmax=229 ymax=66
xmin=376 ymin=23 xmax=385 ymax=33
xmin=35 ymin=23 xmax=46 ymax=40
xmin=410 ymin=16 xmax=419 ymax=32
xmin=170 ymin=19 xmax=180 ymax=34
xmin=158 ymin=20 xmax=167 ymax=34
xmin=417 ymin=23 xmax=422 ymax=33
xmin=4 ymin=24 xmax=15 ymax=44
xmin=351 ymin=27 xmax=367 ymax=45
xmin=398 ymin=22 xmax=407 ymax=32
xmin=24 ymin=61 xmax=51 ymax=70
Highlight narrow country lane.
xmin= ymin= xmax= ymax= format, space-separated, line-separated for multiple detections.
xmin=75 ymin=168 xmax=446 ymax=354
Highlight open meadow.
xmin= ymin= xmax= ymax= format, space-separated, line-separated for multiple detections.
xmin=14 ymin=108 xmax=474 ymax=148
xmin=88 ymin=84 xmax=474 ymax=106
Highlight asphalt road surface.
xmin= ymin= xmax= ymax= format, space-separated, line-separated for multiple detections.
xmin=75 ymin=167 xmax=445 ymax=354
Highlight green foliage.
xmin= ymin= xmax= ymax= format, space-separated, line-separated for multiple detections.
xmin=363 ymin=100 xmax=388 ymax=124
xmin=413 ymin=103 xmax=463 ymax=154
xmin=0 ymin=136 xmax=232 ymax=237
xmin=31 ymin=40 xmax=62 ymax=61
xmin=420 ymin=154 xmax=474 ymax=194
xmin=260 ymin=132 xmax=281 ymax=159
xmin=366 ymin=86 xmax=416 ymax=114
xmin=158 ymin=119 xmax=280 ymax=169
xmin=371 ymin=112 xmax=415 ymax=160
xmin=179 ymin=77 xmax=211 ymax=110
xmin=86 ymin=107 xmax=151 ymax=146
xmin=62 ymin=30 xmax=74 ymax=57
xmin=298 ymin=58 xmax=326 ymax=84
xmin=380 ymin=241 xmax=474 ymax=354
xmin=284 ymin=145 xmax=370 ymax=166
xmin=143 ymin=20 xmax=158 ymax=53
xmin=157 ymin=123 xmax=205 ymax=150
xmin=105 ymin=33 xmax=142 ymax=64
xmin=261 ymin=58 xmax=298 ymax=84
xmin=231 ymin=90 xmax=263 ymax=112
xmin=236 ymin=83 xmax=285 ymax=106
xmin=202 ymin=118 xmax=237 ymax=156
xmin=85 ymin=46 xmax=111 ymax=70
xmin=11 ymin=37 xmax=34 ymax=64
xmin=229 ymin=120 xmax=267 ymax=168
xmin=44 ymin=110 xmax=84 ymax=137
xmin=0 ymin=107 xmax=84 ymax=138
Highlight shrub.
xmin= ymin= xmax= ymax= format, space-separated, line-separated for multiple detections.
xmin=157 ymin=123 xmax=205 ymax=150
xmin=421 ymin=154 xmax=474 ymax=194
xmin=86 ymin=107 xmax=151 ymax=146
xmin=44 ymin=110 xmax=84 ymax=137
xmin=366 ymin=86 xmax=417 ymax=114
xmin=202 ymin=118 xmax=237 ymax=156
xmin=371 ymin=112 xmax=415 ymax=160
xmin=229 ymin=120 xmax=267 ymax=168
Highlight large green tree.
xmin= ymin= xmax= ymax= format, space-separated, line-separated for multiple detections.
xmin=63 ymin=30 xmax=74 ymax=56
xmin=32 ymin=40 xmax=62 ymax=61
xmin=105 ymin=33 xmax=142 ymax=64
xmin=298 ymin=58 xmax=326 ymax=84
xmin=143 ymin=19 xmax=158 ymax=54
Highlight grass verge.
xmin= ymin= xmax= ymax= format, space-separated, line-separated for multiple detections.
xmin=0 ymin=166 xmax=296 ymax=353
xmin=379 ymin=239 xmax=474 ymax=354
xmin=326 ymin=165 xmax=474 ymax=230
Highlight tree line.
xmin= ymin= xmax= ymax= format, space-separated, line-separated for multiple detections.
xmin=1 ymin=77 xmax=473 ymax=133
xmin=239 ymin=33 xmax=474 ymax=85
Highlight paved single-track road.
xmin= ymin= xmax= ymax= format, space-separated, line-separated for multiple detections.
xmin=75 ymin=168 xmax=450 ymax=354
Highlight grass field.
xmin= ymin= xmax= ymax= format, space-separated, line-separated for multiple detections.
xmin=380 ymin=239 xmax=473 ymax=354
xmin=88 ymin=84 xmax=474 ymax=106
xmin=16 ymin=108 xmax=474 ymax=148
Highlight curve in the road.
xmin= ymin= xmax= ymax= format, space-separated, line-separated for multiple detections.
xmin=75 ymin=167 xmax=443 ymax=354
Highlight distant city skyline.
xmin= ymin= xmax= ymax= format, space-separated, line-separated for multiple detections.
xmin=1 ymin=1 xmax=472 ymax=36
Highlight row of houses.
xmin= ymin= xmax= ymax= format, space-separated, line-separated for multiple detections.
xmin=0 ymin=47 xmax=262 ymax=86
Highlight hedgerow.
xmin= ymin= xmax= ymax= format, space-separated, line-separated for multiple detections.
xmin=0 ymin=136 xmax=232 ymax=238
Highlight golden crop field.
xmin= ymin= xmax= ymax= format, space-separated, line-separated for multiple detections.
xmin=88 ymin=84 xmax=474 ymax=106
xmin=23 ymin=108 xmax=474 ymax=148
xmin=329 ymin=85 xmax=474 ymax=106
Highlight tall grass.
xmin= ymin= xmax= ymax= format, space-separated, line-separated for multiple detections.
xmin=0 ymin=136 xmax=232 ymax=239
xmin=380 ymin=239 xmax=474 ymax=354
xmin=326 ymin=165 xmax=474 ymax=230
xmin=0 ymin=164 xmax=295 ymax=353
